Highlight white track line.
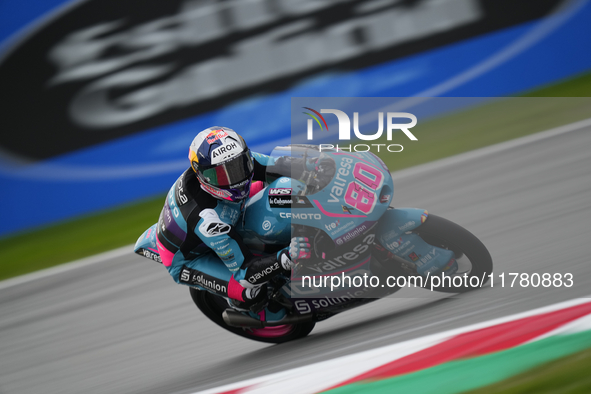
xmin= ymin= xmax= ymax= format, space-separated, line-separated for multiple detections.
xmin=2 ymin=116 xmax=591 ymax=290
xmin=0 ymin=244 xmax=132 ymax=291
xmin=391 ymin=116 xmax=591 ymax=181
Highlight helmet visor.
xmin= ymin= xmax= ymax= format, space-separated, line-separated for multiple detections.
xmin=198 ymin=151 xmax=254 ymax=189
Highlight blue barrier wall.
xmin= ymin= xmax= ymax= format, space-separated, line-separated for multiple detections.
xmin=1 ymin=0 xmax=590 ymax=237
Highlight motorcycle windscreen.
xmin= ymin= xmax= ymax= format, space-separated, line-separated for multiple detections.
xmin=265 ymin=145 xmax=331 ymax=192
xmin=266 ymin=145 xmax=381 ymax=301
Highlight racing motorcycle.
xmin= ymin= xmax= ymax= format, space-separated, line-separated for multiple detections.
xmin=135 ymin=145 xmax=492 ymax=343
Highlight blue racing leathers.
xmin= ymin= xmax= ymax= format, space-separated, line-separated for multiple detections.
xmin=155 ymin=152 xmax=289 ymax=303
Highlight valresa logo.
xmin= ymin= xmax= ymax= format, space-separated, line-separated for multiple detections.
xmin=303 ymin=107 xmax=417 ymax=153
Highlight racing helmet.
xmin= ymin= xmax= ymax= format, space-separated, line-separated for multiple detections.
xmin=189 ymin=126 xmax=254 ymax=202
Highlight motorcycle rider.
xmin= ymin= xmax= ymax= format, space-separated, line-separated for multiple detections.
xmin=155 ymin=126 xmax=305 ymax=317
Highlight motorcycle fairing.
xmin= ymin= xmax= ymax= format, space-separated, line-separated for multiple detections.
xmin=292 ymin=231 xmax=377 ymax=279
xmin=134 ymin=223 xmax=162 ymax=263
xmin=238 ymin=178 xmax=293 ymax=246
xmin=259 ymin=146 xmax=395 ymax=247
xmin=377 ymin=208 xmax=456 ymax=276
xmin=378 ymin=207 xmax=427 ymax=237
xmin=289 ymin=295 xmax=376 ymax=316
xmin=289 ymin=151 xmax=394 ymax=243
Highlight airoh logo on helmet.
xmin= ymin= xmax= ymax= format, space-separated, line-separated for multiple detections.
xmin=188 ymin=126 xmax=252 ymax=202
xmin=211 ymin=142 xmax=239 ymax=160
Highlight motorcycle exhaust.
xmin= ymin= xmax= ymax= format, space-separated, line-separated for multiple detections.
xmin=222 ymin=309 xmax=313 ymax=328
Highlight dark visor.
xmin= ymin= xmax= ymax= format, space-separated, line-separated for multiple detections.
xmin=198 ymin=151 xmax=254 ymax=188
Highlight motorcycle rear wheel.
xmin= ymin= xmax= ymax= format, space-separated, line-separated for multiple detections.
xmin=189 ymin=288 xmax=316 ymax=343
xmin=413 ymin=214 xmax=493 ymax=293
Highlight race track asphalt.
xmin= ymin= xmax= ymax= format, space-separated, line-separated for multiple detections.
xmin=1 ymin=125 xmax=590 ymax=394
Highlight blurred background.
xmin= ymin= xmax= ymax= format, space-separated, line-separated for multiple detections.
xmin=2 ymin=0 xmax=591 ymax=278
xmin=1 ymin=0 xmax=590 ymax=237
xmin=2 ymin=1 xmax=591 ymax=393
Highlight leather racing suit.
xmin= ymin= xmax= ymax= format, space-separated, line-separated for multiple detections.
xmin=155 ymin=152 xmax=288 ymax=304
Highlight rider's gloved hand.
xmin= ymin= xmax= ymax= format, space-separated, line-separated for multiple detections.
xmin=277 ymin=249 xmax=295 ymax=271
xmin=243 ymin=284 xmax=268 ymax=313
xmin=289 ymin=237 xmax=311 ymax=261
xmin=305 ymin=158 xmax=318 ymax=171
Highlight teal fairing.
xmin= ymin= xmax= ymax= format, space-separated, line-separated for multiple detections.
xmin=263 ymin=145 xmax=394 ymax=241
xmin=135 ymin=146 xmax=459 ymax=313
xmin=134 ymin=146 xmax=491 ymax=342
xmin=237 ymin=146 xmax=457 ymax=302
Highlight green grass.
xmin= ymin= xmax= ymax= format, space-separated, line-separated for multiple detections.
xmin=521 ymin=71 xmax=591 ymax=97
xmin=0 ymin=196 xmax=165 ymax=280
xmin=465 ymin=346 xmax=591 ymax=394
xmin=1 ymin=71 xmax=591 ymax=281
xmin=375 ymin=96 xmax=591 ymax=171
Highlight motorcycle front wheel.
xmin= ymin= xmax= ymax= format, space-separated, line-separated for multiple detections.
xmin=189 ymin=288 xmax=316 ymax=344
xmin=413 ymin=214 xmax=493 ymax=293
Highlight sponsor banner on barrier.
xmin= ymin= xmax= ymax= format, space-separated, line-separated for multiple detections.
xmin=1 ymin=0 xmax=591 ymax=236
xmin=0 ymin=0 xmax=564 ymax=161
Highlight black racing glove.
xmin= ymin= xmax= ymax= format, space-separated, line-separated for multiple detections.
xmin=231 ymin=284 xmax=268 ymax=313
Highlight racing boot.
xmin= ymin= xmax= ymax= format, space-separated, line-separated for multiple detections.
xmin=242 ymin=284 xmax=269 ymax=313
xmin=251 ymin=302 xmax=288 ymax=323
xmin=228 ymin=282 xmax=268 ymax=313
